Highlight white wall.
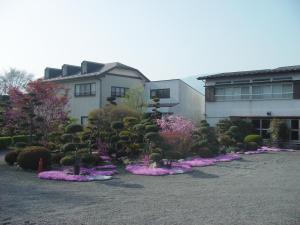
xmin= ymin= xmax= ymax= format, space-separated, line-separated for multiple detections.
xmin=179 ymin=81 xmax=204 ymax=122
xmin=205 ymin=72 xmax=300 ymax=126
xmin=56 ymin=68 xmax=147 ymax=122
xmin=145 ymin=79 xmax=204 ymax=122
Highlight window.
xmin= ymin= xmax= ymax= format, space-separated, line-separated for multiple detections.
xmin=111 ymin=86 xmax=129 ymax=97
xmin=75 ymin=83 xmax=96 ymax=97
xmin=81 ymin=116 xmax=88 ymax=126
xmin=215 ymin=86 xmax=250 ymax=101
xmin=290 ymin=119 xmax=299 ymax=140
xmin=251 ymin=119 xmax=270 ymax=139
xmin=214 ymin=83 xmax=293 ymax=101
xmin=150 ymin=88 xmax=170 ymax=99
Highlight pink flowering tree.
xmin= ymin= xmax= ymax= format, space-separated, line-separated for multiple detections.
xmin=5 ymin=79 xmax=69 ymax=143
xmin=156 ymin=115 xmax=196 ymax=159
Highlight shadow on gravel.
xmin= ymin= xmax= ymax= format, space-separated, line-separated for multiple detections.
xmin=188 ymin=170 xmax=219 ymax=179
xmin=102 ymin=178 xmax=144 ymax=189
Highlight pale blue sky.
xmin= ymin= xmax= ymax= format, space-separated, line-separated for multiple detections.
xmin=0 ymin=0 xmax=299 ymax=85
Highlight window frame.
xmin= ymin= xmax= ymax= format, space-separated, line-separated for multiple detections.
xmin=74 ymin=83 xmax=96 ymax=97
xmin=111 ymin=86 xmax=129 ymax=98
xmin=150 ymin=88 xmax=171 ymax=99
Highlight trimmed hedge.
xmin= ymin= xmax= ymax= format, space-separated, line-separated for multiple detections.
xmin=17 ymin=146 xmax=51 ymax=170
xmin=244 ymin=134 xmax=263 ymax=145
xmin=12 ymin=135 xmax=31 ymax=143
xmin=0 ymin=137 xmax=12 ymax=149
xmin=5 ymin=150 xmax=20 ymax=165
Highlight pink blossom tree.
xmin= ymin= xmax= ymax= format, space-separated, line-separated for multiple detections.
xmin=6 ymin=79 xmax=69 ymax=142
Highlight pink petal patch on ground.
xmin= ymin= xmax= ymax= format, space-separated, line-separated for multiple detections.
xmin=126 ymin=164 xmax=193 ymax=176
xmin=180 ymin=158 xmax=216 ymax=167
xmin=38 ymin=166 xmax=117 ymax=182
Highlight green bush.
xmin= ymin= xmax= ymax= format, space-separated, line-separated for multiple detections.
xmin=15 ymin=142 xmax=27 ymax=148
xmin=198 ymin=147 xmax=217 ymax=158
xmin=246 ymin=142 xmax=258 ymax=151
xmin=144 ymin=132 xmax=160 ymax=141
xmin=111 ymin=121 xmax=124 ymax=130
xmin=12 ymin=135 xmax=31 ymax=143
xmin=62 ymin=143 xmax=76 ymax=152
xmin=81 ymin=153 xmax=99 ymax=166
xmin=17 ymin=146 xmax=51 ymax=170
xmin=150 ymin=152 xmax=162 ymax=163
xmin=244 ymin=134 xmax=263 ymax=145
xmin=5 ymin=150 xmax=20 ymax=165
xmin=0 ymin=137 xmax=12 ymax=149
xmin=65 ymin=124 xmax=83 ymax=134
xmin=145 ymin=125 xmax=158 ymax=133
xmin=61 ymin=134 xmax=73 ymax=143
xmin=60 ymin=155 xmax=75 ymax=166
xmin=51 ymin=152 xmax=65 ymax=164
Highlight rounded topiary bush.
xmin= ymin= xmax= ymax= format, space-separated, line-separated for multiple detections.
xmin=17 ymin=146 xmax=51 ymax=170
xmin=15 ymin=142 xmax=27 ymax=148
xmin=81 ymin=153 xmax=99 ymax=166
xmin=246 ymin=142 xmax=258 ymax=151
xmin=62 ymin=143 xmax=77 ymax=152
xmin=61 ymin=133 xmax=73 ymax=143
xmin=145 ymin=125 xmax=158 ymax=133
xmin=144 ymin=132 xmax=160 ymax=142
xmin=111 ymin=121 xmax=124 ymax=130
xmin=0 ymin=137 xmax=12 ymax=149
xmin=150 ymin=152 xmax=162 ymax=163
xmin=60 ymin=155 xmax=75 ymax=166
xmin=65 ymin=124 xmax=83 ymax=134
xmin=244 ymin=134 xmax=263 ymax=145
xmin=5 ymin=150 xmax=20 ymax=165
xmin=51 ymin=152 xmax=65 ymax=164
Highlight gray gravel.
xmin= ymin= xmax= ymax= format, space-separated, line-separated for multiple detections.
xmin=0 ymin=151 xmax=300 ymax=225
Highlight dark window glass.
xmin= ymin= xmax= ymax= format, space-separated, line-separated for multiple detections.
xmin=150 ymin=89 xmax=170 ymax=99
xmin=75 ymin=83 xmax=96 ymax=96
xmin=291 ymin=120 xmax=299 ymax=129
xmin=252 ymin=120 xmax=260 ymax=129
xmin=291 ymin=131 xmax=299 ymax=140
xmin=262 ymin=120 xmax=270 ymax=129
xmin=111 ymin=86 xmax=129 ymax=97
xmin=261 ymin=130 xmax=270 ymax=139
xmin=81 ymin=116 xmax=88 ymax=126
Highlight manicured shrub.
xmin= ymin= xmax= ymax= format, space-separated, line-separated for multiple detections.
xmin=62 ymin=143 xmax=76 ymax=152
xmin=111 ymin=121 xmax=124 ymax=130
xmin=197 ymin=147 xmax=216 ymax=158
xmin=244 ymin=134 xmax=263 ymax=145
xmin=144 ymin=132 xmax=160 ymax=142
xmin=123 ymin=117 xmax=138 ymax=126
xmin=60 ymin=155 xmax=75 ymax=166
xmin=0 ymin=137 xmax=12 ymax=149
xmin=5 ymin=150 xmax=20 ymax=165
xmin=80 ymin=153 xmax=100 ymax=166
xmin=246 ymin=142 xmax=258 ymax=151
xmin=61 ymin=133 xmax=73 ymax=143
xmin=12 ymin=135 xmax=31 ymax=143
xmin=268 ymin=119 xmax=289 ymax=143
xmin=65 ymin=124 xmax=83 ymax=134
xmin=51 ymin=152 xmax=65 ymax=164
xmin=17 ymin=146 xmax=51 ymax=170
xmin=15 ymin=142 xmax=27 ymax=148
xmin=145 ymin=125 xmax=158 ymax=133
xmin=150 ymin=152 xmax=162 ymax=163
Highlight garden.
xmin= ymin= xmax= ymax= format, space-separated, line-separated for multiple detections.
xmin=0 ymin=80 xmax=295 ymax=182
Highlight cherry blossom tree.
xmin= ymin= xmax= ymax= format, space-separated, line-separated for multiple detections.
xmin=6 ymin=79 xmax=69 ymax=142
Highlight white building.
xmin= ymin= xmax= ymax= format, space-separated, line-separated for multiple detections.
xmin=44 ymin=61 xmax=204 ymax=124
xmin=145 ymin=79 xmax=204 ymax=122
xmin=198 ymin=65 xmax=300 ymax=142
xmin=44 ymin=61 xmax=149 ymax=125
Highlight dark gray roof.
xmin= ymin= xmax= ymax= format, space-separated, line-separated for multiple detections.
xmin=197 ymin=65 xmax=300 ymax=80
xmin=44 ymin=61 xmax=150 ymax=82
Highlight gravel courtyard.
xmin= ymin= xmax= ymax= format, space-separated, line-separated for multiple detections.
xmin=1 ymin=151 xmax=300 ymax=225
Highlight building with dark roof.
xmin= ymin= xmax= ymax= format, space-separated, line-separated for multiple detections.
xmin=197 ymin=65 xmax=300 ymax=144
